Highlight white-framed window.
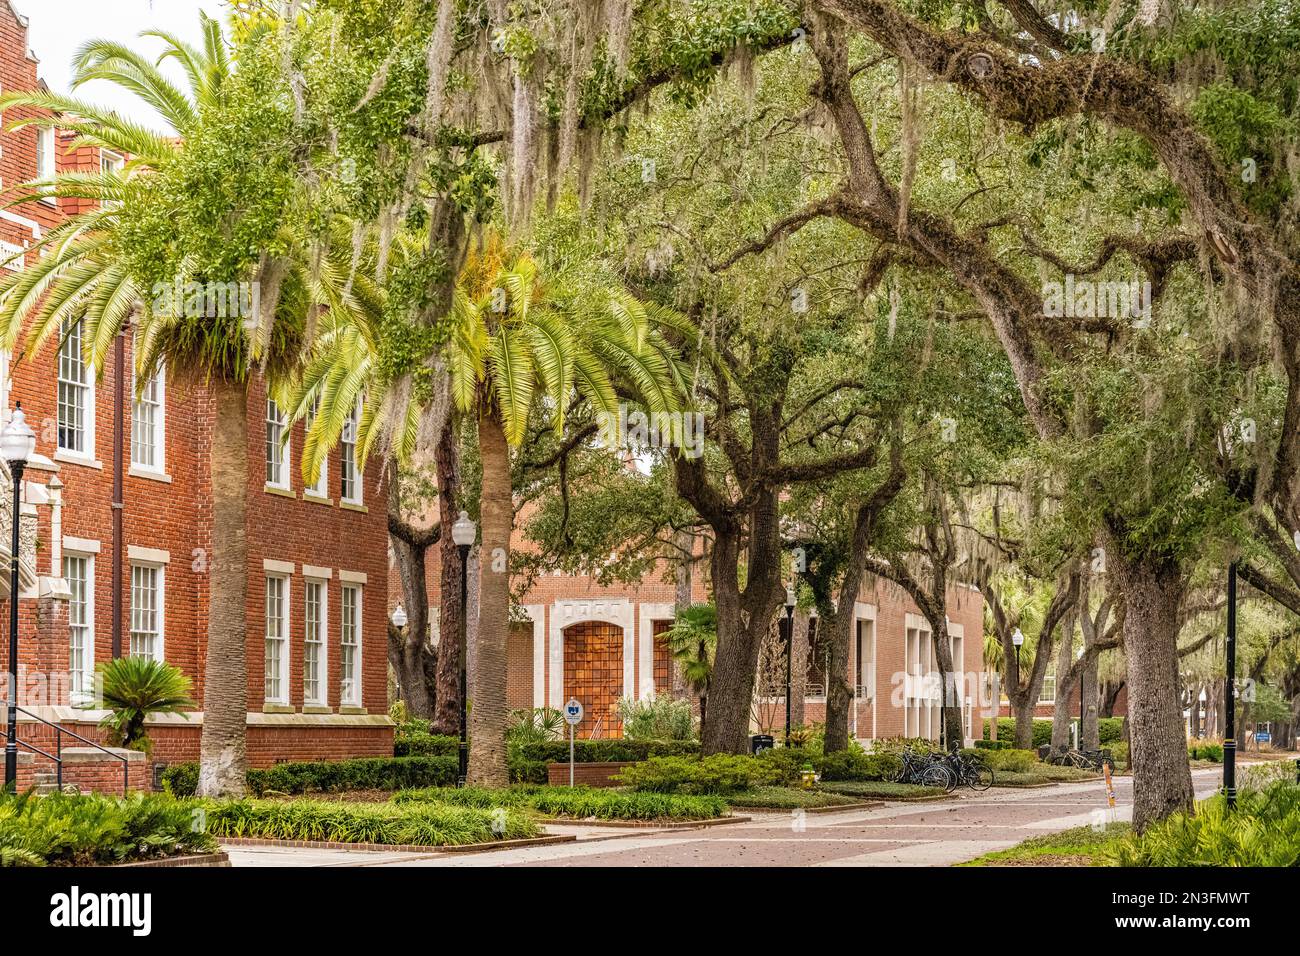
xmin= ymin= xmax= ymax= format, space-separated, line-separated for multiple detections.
xmin=57 ymin=319 xmax=94 ymax=457
xmin=340 ymin=401 xmax=361 ymax=504
xmin=265 ymin=398 xmax=290 ymax=489
xmin=129 ymin=563 xmax=164 ymax=662
xmin=340 ymin=584 xmax=361 ymax=706
xmin=264 ymin=575 xmax=290 ymax=703
xmin=65 ymin=553 xmax=94 ymax=699
xmin=303 ymin=578 xmax=327 ymax=706
xmin=100 ymin=148 xmax=124 ymax=175
xmin=1039 ymin=665 xmax=1057 ymax=704
xmin=131 ymin=364 xmax=165 ymax=472
xmin=36 ymin=127 xmax=56 ymax=201
xmin=304 ymin=397 xmax=328 ymax=498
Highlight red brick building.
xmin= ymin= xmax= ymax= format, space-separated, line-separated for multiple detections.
xmin=0 ymin=1 xmax=393 ymax=788
xmin=401 ymin=518 xmax=989 ymax=747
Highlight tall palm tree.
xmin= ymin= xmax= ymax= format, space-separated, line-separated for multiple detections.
xmin=0 ymin=14 xmax=360 ymax=797
xmin=294 ymin=233 xmax=693 ymax=786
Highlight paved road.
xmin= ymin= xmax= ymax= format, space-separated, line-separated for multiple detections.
xmin=226 ymin=767 xmax=1225 ymax=868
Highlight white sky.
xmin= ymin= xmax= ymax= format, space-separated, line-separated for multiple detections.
xmin=13 ymin=0 xmax=224 ymax=132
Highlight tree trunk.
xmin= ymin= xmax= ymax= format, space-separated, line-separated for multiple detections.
xmin=1013 ymin=706 xmax=1035 ymax=750
xmin=1051 ymin=624 xmax=1076 ymax=750
xmin=432 ymin=420 xmax=464 ymax=734
xmin=197 ymin=379 xmax=249 ymax=798
xmin=1113 ymin=550 xmax=1194 ymax=831
xmin=790 ymin=608 xmax=809 ymax=730
xmin=823 ymin=606 xmax=853 ymax=753
xmin=1100 ymin=679 xmax=1125 ymax=718
xmin=468 ymin=409 xmax=511 ymax=787
xmin=700 ymin=529 xmax=750 ymax=754
xmin=1082 ymin=656 xmax=1099 ymax=750
xmin=930 ymin=618 xmax=965 ymax=751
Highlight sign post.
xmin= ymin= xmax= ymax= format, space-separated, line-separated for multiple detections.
xmin=563 ymin=698 xmax=584 ymax=788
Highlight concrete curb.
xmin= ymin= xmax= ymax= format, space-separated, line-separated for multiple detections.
xmin=114 ymin=851 xmax=231 ymax=867
xmin=728 ymin=801 xmax=883 ymax=814
xmin=546 ymin=814 xmax=752 ymax=830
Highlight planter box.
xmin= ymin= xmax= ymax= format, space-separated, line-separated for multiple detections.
xmin=546 ymin=760 xmax=635 ymax=788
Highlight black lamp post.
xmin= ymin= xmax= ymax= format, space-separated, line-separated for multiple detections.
xmin=783 ymin=586 xmax=796 ymax=747
xmin=1224 ymin=561 xmax=1237 ymax=809
xmin=452 ymin=511 xmax=477 ymax=786
xmin=3 ymin=404 xmax=35 ymax=794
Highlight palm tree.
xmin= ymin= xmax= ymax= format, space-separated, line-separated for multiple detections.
xmin=294 ymin=233 xmax=692 ymax=786
xmin=0 ymin=15 xmax=360 ymax=796
xmin=664 ymin=603 xmax=718 ymax=732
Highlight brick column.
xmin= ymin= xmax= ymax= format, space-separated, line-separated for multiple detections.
xmin=34 ymin=592 xmax=70 ymax=707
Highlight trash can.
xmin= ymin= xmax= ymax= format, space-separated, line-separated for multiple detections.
xmin=750 ymin=734 xmax=775 ymax=755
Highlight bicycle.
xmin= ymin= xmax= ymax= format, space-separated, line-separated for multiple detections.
xmin=1045 ymin=745 xmax=1113 ymax=771
xmin=943 ymin=750 xmax=995 ymax=791
xmin=888 ymin=746 xmax=954 ymax=790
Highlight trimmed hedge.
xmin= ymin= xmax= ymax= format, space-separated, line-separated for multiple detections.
xmin=394 ymin=732 xmax=459 ymax=758
xmin=162 ymin=755 xmax=457 ymax=797
xmin=204 ymin=798 xmax=538 ymax=846
xmin=515 ymin=739 xmax=700 ymax=763
xmin=816 ymin=749 xmax=901 ymax=782
xmin=395 ymin=785 xmax=728 ymax=820
xmin=984 ymin=717 xmax=1124 ymax=746
xmin=615 ymin=754 xmax=782 ymax=794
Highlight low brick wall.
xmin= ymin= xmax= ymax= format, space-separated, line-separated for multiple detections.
xmin=15 ymin=747 xmax=148 ymax=795
xmin=546 ymin=761 xmax=635 ymax=788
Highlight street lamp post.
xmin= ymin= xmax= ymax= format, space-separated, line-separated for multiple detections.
xmin=1224 ymin=561 xmax=1237 ymax=810
xmin=452 ymin=511 xmax=477 ymax=786
xmin=2 ymin=405 xmax=35 ymax=794
xmin=783 ymin=586 xmax=796 ymax=747
xmin=391 ymin=604 xmax=408 ymax=630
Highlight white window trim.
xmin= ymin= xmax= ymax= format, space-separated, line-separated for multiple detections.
xmin=265 ymin=398 xmax=291 ymax=491
xmin=56 ymin=320 xmax=97 ymax=465
xmin=64 ymin=551 xmax=95 ymax=704
xmin=264 ymin=574 xmax=291 ymax=705
xmin=130 ymin=361 xmax=167 ymax=477
xmin=303 ymin=576 xmax=329 ymax=708
xmin=1039 ymin=665 xmax=1057 ymax=705
xmin=340 ymin=401 xmax=362 ymax=505
xmin=128 ymin=561 xmax=166 ymax=664
xmin=340 ymin=583 xmax=362 ymax=707
xmin=36 ymin=127 xmax=56 ymax=204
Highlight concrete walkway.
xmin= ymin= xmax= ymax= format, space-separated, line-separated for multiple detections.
xmin=222 ymin=767 xmax=1226 ymax=868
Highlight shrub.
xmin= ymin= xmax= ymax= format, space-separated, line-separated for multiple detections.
xmin=1098 ymin=718 xmax=1124 ymax=744
xmin=974 ymin=739 xmax=1010 ymax=750
xmin=1189 ymin=741 xmax=1224 ymax=763
xmin=1109 ymin=741 xmax=1129 ymax=769
xmin=204 ymin=798 xmax=538 ymax=846
xmin=509 ymin=759 xmax=549 ymax=784
xmin=617 ymin=695 xmax=696 ymax=741
xmin=755 ymin=746 xmax=813 ymax=784
xmin=872 ymin=736 xmax=943 ymax=756
xmin=507 ymin=708 xmax=565 ymax=747
xmin=1111 ymin=781 xmax=1300 ymax=866
xmin=981 ymin=749 xmax=1038 ymax=773
xmin=0 ymin=791 xmax=215 ymax=866
xmin=160 ymin=755 xmax=457 ymax=797
xmin=817 ymin=749 xmax=901 ymax=782
xmin=983 ymin=718 xmax=1052 ymax=747
xmin=615 ymin=754 xmax=782 ymax=794
xmin=394 ymin=785 xmax=727 ymax=820
xmin=515 ymin=739 xmax=699 ymax=764
xmin=96 ymin=657 xmax=194 ymax=756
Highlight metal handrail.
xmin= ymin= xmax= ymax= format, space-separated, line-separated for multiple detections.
xmin=14 ymin=706 xmax=129 ymax=796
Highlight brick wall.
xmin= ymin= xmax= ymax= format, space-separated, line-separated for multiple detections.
xmin=0 ymin=3 xmax=392 ymax=765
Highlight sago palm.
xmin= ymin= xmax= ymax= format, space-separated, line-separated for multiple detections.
xmin=291 ymin=234 xmax=694 ymax=786
xmin=664 ymin=603 xmax=718 ymax=732
xmin=96 ymin=657 xmax=195 ymax=755
xmin=0 ymin=14 xmax=358 ymax=798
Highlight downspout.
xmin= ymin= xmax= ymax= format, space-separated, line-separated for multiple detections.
xmin=111 ymin=330 xmax=125 ymax=659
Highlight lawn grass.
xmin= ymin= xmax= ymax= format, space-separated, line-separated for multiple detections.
xmin=816 ymin=780 xmax=947 ymax=800
xmin=392 ymin=785 xmax=729 ymax=821
xmin=205 ymin=797 xmax=540 ymax=846
xmin=958 ymin=822 xmax=1131 ymax=867
xmin=724 ymin=786 xmax=860 ymax=810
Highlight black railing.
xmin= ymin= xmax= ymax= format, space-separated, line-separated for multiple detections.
xmin=13 ymin=707 xmax=130 ymax=796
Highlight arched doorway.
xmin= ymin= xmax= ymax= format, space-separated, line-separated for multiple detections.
xmin=562 ymin=620 xmax=624 ymax=738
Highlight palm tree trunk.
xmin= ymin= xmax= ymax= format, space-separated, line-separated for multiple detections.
xmin=468 ymin=408 xmax=511 ymax=787
xmin=431 ymin=419 xmax=464 ymax=735
xmin=196 ymin=379 xmax=249 ymax=797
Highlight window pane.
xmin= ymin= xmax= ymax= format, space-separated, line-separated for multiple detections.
xmin=65 ymin=556 xmax=90 ymax=694
xmin=340 ymin=585 xmax=359 ymax=705
xmin=264 ymin=576 xmax=285 ymax=701
xmin=57 ymin=320 xmax=88 ymax=453
xmin=304 ymin=581 xmax=323 ymax=704
xmin=129 ymin=565 xmax=159 ymax=661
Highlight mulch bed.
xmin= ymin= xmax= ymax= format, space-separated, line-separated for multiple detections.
xmin=218 ymin=833 xmax=576 ymax=854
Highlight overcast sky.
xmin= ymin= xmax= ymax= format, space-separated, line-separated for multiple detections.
xmin=13 ymin=0 xmax=223 ymax=132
